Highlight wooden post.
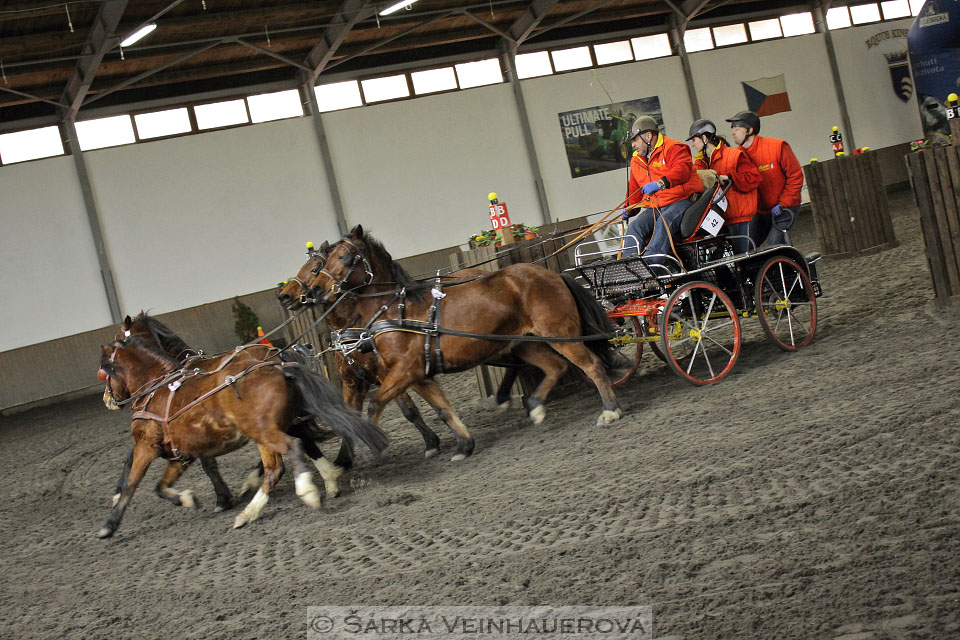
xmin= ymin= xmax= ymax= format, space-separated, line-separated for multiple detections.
xmin=906 ymin=145 xmax=960 ymax=306
xmin=803 ymin=152 xmax=898 ymax=258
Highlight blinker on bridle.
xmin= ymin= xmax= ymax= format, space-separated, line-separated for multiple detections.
xmin=313 ymin=239 xmax=373 ymax=299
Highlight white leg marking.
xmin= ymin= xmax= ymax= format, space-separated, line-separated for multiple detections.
xmin=314 ymin=458 xmax=343 ymax=498
xmin=179 ymin=489 xmax=197 ymax=509
xmin=424 ymin=448 xmax=440 ymax=459
xmin=233 ymin=489 xmax=269 ymax=529
xmin=111 ymin=493 xmax=120 ymax=507
xmin=529 ymin=405 xmax=546 ymax=425
xmin=295 ymin=471 xmax=322 ymax=509
xmin=450 ymin=453 xmax=467 ymax=462
xmin=496 ymin=401 xmax=511 ymax=416
xmin=596 ymin=408 xmax=623 ymax=426
xmin=239 ymin=467 xmax=261 ymax=496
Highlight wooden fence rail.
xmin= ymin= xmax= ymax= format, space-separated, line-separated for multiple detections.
xmin=906 ymin=145 xmax=960 ymax=307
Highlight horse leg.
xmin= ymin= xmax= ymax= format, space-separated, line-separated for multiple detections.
xmin=238 ymin=462 xmax=264 ymax=498
xmin=155 ymin=459 xmax=198 ymax=509
xmin=396 ymin=392 xmax=441 ymax=459
xmin=97 ymin=440 xmax=157 ymax=538
xmin=512 ymin=343 xmax=570 ymax=425
xmin=550 ymin=342 xmax=622 ymax=425
xmin=299 ymin=434 xmax=344 ymax=499
xmin=332 ymin=372 xmax=368 ymax=470
xmin=112 ymin=447 xmax=134 ymax=507
xmin=199 ymin=457 xmax=234 ymax=512
xmin=233 ymin=435 xmax=320 ymax=529
xmin=410 ymin=380 xmax=475 ymax=462
xmin=494 ymin=367 xmax=519 ymax=416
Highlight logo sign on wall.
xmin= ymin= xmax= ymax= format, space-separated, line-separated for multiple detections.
xmin=865 ymin=28 xmax=913 ymax=103
xmin=558 ymin=96 xmax=663 ymax=179
xmin=907 ymin=0 xmax=960 ymax=144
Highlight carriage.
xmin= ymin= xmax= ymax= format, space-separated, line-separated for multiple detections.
xmin=568 ymin=181 xmax=822 ymax=386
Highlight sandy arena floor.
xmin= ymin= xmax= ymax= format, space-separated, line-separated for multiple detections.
xmin=1 ymin=190 xmax=958 ymax=639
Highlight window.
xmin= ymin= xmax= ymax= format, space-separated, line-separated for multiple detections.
xmin=826 ymin=6 xmax=852 ymax=29
xmin=881 ymin=0 xmax=911 ymax=19
xmin=360 ymin=74 xmax=410 ymax=102
xmin=75 ymin=115 xmax=136 ymax=151
xmin=195 ymin=99 xmax=249 ymax=130
xmin=247 ymin=89 xmax=303 ymax=123
xmin=748 ymin=18 xmax=782 ymax=41
xmin=631 ymin=33 xmax=672 ymax=60
xmin=515 ymin=51 xmax=552 ymax=79
xmin=134 ymin=107 xmax=191 ymax=140
xmin=594 ymin=40 xmax=633 ymax=65
xmin=411 ymin=67 xmax=457 ymax=95
xmin=910 ymin=0 xmax=924 ymax=14
xmin=850 ymin=3 xmax=882 ymax=24
xmin=683 ymin=27 xmax=714 ymax=52
xmin=455 ymin=59 xmax=502 ymax=89
xmin=314 ymin=81 xmax=363 ymax=112
xmin=0 ymin=126 xmax=63 ymax=164
xmin=551 ymin=46 xmax=592 ymax=72
xmin=780 ymin=12 xmax=815 ymax=37
xmin=712 ymin=23 xmax=748 ymax=47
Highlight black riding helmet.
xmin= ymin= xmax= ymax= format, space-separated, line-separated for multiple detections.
xmin=725 ymin=110 xmax=760 ymax=135
xmin=686 ymin=118 xmax=717 ymax=141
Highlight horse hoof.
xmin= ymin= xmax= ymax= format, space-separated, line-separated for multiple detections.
xmin=596 ymin=408 xmax=623 ymax=425
xmin=529 ymin=405 xmax=546 ymax=425
xmin=179 ymin=490 xmax=197 ymax=509
xmin=495 ymin=401 xmax=511 ymax=416
xmin=296 ymin=472 xmax=322 ymax=509
xmin=451 ymin=453 xmax=469 ymax=462
xmin=233 ymin=515 xmax=249 ymax=529
xmin=214 ymin=503 xmax=230 ymax=513
xmin=424 ymin=448 xmax=440 ymax=459
xmin=95 ymin=527 xmax=114 ymax=539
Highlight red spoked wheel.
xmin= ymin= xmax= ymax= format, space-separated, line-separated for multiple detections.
xmin=608 ymin=316 xmax=643 ymax=387
xmin=755 ymin=256 xmax=817 ymax=351
xmin=659 ymin=281 xmax=741 ymax=385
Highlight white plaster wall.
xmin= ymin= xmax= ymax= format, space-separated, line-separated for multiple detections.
xmin=84 ymin=117 xmax=340 ymax=315
xmin=0 ymin=155 xmax=113 ymax=352
xmin=323 ymin=85 xmax=540 ymax=256
xmin=522 ymin=56 xmax=694 ymax=222
xmin=831 ymin=17 xmax=922 ymax=149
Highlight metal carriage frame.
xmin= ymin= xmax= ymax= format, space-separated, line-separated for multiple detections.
xmin=569 ymin=233 xmax=823 ymax=386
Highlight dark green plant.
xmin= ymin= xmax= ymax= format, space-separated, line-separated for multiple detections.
xmin=232 ymin=296 xmax=260 ymax=343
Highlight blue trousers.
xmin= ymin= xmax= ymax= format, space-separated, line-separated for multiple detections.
xmin=751 ymin=207 xmax=797 ymax=247
xmin=622 ymin=199 xmax=689 ymax=264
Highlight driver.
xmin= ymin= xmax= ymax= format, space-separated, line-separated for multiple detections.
xmin=620 ymin=116 xmax=697 ymax=264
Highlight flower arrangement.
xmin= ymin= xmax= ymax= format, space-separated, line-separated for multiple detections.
xmin=468 ymin=229 xmax=499 ymax=248
xmin=511 ymin=223 xmax=539 ymax=239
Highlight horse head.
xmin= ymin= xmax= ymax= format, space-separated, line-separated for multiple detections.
xmin=98 ymin=336 xmax=178 ymax=410
xmin=99 ymin=340 xmax=127 ymax=410
xmin=309 ymin=226 xmax=377 ymax=303
xmin=278 ymin=241 xmax=330 ymax=310
xmin=119 ymin=312 xmax=193 ymax=362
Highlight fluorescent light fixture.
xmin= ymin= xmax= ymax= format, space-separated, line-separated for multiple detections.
xmin=120 ymin=23 xmax=157 ymax=47
xmin=380 ymin=1 xmax=416 ymax=16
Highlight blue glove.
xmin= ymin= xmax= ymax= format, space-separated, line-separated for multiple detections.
xmin=641 ymin=181 xmax=661 ymax=195
xmin=620 ymin=207 xmax=632 ymax=219
xmin=771 ymin=205 xmax=784 ymax=217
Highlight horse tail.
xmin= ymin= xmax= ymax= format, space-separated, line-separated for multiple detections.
xmin=560 ymin=274 xmax=618 ymax=368
xmin=283 ymin=364 xmax=389 ymax=457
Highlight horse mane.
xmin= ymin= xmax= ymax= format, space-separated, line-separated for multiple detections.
xmin=359 ymin=233 xmax=426 ymax=302
xmin=101 ymin=335 xmax=180 ymax=378
xmin=133 ymin=312 xmax=193 ymax=360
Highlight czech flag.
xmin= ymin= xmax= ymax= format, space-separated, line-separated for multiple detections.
xmin=741 ymin=74 xmax=792 ymax=117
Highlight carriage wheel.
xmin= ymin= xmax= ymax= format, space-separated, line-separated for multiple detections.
xmin=609 ymin=317 xmax=643 ymax=387
xmin=659 ymin=281 xmax=741 ymax=385
xmin=755 ymin=256 xmax=817 ymax=351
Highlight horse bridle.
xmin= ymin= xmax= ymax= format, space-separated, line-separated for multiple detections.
xmin=312 ymin=239 xmax=373 ymax=300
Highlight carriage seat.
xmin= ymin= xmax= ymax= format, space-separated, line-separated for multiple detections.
xmin=678 ymin=180 xmax=728 ymax=243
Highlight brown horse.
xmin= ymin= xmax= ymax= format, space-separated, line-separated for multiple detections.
xmin=110 ymin=313 xmax=349 ymax=510
xmin=279 ymin=245 xmax=445 ymax=462
xmin=299 ymin=225 xmax=623 ymax=461
xmin=97 ymin=334 xmax=388 ymax=537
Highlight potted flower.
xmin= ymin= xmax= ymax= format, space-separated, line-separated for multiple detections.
xmin=523 ymin=225 xmax=539 ymax=240
xmin=468 ymin=229 xmax=498 ymax=249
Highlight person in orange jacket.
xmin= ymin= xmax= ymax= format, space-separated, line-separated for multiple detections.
xmin=688 ymin=119 xmax=761 ymax=253
xmin=725 ymin=111 xmax=804 ymax=247
xmin=620 ymin=115 xmax=697 ymax=265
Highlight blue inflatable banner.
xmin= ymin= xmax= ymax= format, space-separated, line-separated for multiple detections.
xmin=908 ymin=0 xmax=960 ymax=144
